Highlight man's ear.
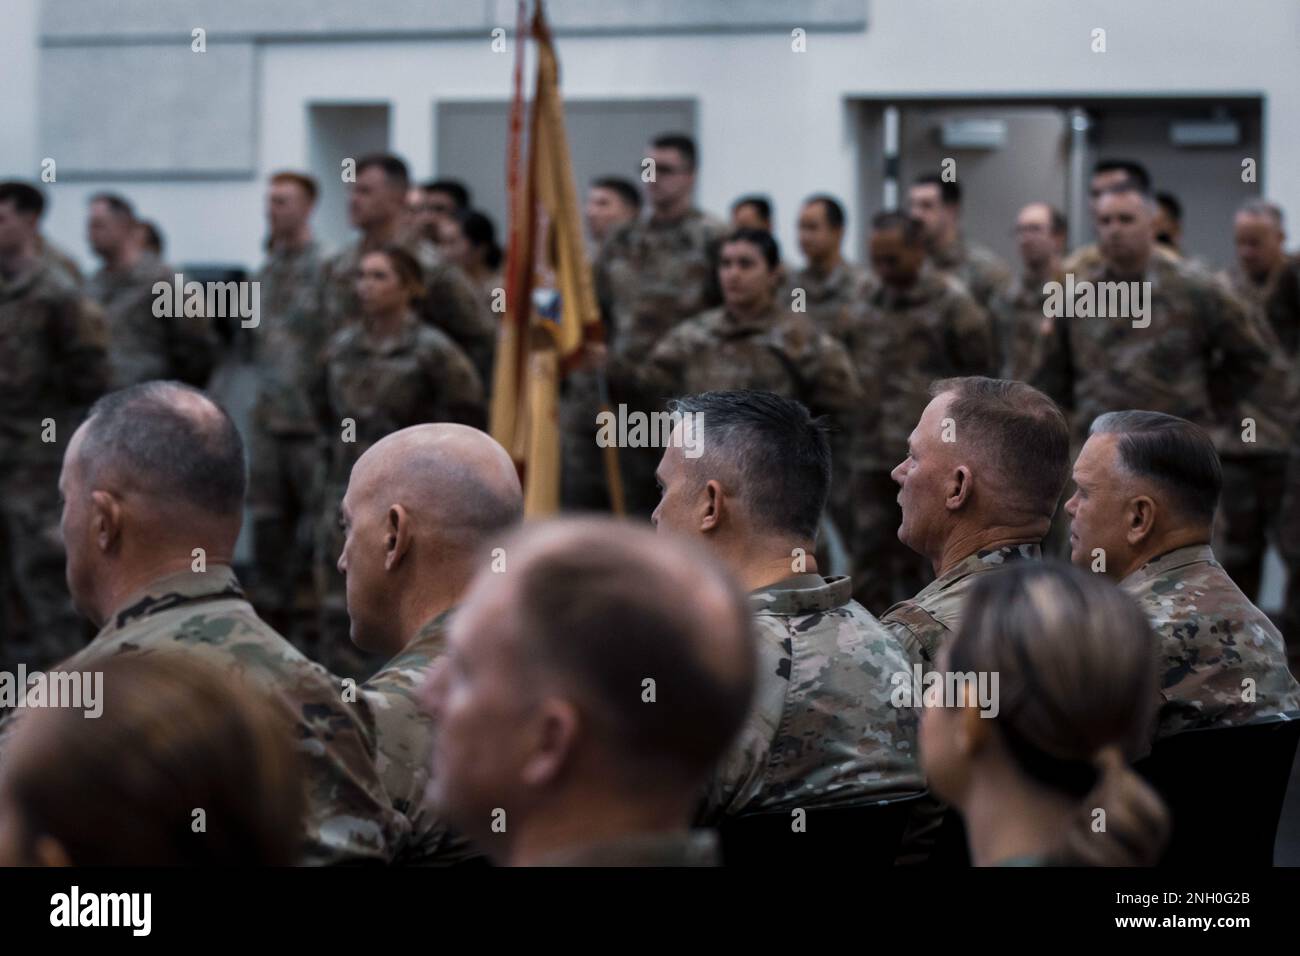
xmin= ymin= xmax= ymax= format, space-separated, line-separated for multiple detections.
xmin=699 ymin=478 xmax=726 ymax=534
xmin=89 ymin=490 xmax=122 ymax=553
xmin=945 ymin=465 xmax=973 ymax=511
xmin=1125 ymin=495 xmax=1157 ymax=546
xmin=384 ymin=504 xmax=413 ymax=572
xmin=520 ymin=697 xmax=580 ymax=789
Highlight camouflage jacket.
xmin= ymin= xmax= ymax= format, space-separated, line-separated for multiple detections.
xmin=704 ymin=573 xmax=925 ymax=818
xmin=320 ymin=235 xmax=495 ymax=384
xmin=929 ymin=234 xmax=1012 ymax=316
xmin=533 ymin=829 xmax=720 ymax=867
xmin=990 ymin=269 xmax=1067 ymax=395
xmin=1036 ymin=252 xmax=1294 ymax=457
xmin=252 ymin=238 xmax=330 ymax=436
xmin=596 ymin=208 xmax=728 ymax=376
xmin=35 ymin=236 xmax=84 ymax=288
xmin=314 ymin=312 xmax=485 ymax=489
xmin=880 ymin=542 xmax=1042 ymax=664
xmin=361 ymin=609 xmax=480 ymax=866
xmin=1218 ymin=257 xmax=1300 ymax=357
xmin=1120 ymin=544 xmax=1300 ymax=741
xmin=781 ymin=260 xmax=871 ymax=336
xmin=836 ymin=267 xmax=993 ymax=470
xmin=639 ymin=304 xmax=863 ymax=421
xmin=0 ymin=260 xmax=109 ymax=466
xmin=86 ymin=257 xmax=216 ymax=388
xmin=52 ymin=564 xmax=409 ymax=864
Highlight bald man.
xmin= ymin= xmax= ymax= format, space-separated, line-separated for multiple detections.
xmin=40 ymin=380 xmax=406 ymax=864
xmin=420 ymin=518 xmax=756 ymax=866
xmin=340 ymin=423 xmax=523 ymax=864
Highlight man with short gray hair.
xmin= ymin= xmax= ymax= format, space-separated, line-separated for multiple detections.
xmin=45 ymin=380 xmax=407 ymax=864
xmin=1066 ymin=410 xmax=1299 ymax=740
xmin=652 ymin=390 xmax=925 ymax=818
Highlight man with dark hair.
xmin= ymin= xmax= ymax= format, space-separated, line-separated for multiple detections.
xmin=339 ymin=424 xmax=523 ymax=864
xmin=247 ymin=169 xmax=330 ymax=646
xmin=584 ymin=176 xmax=641 ymax=247
xmin=0 ymin=181 xmax=80 ymax=286
xmin=993 ymin=202 xmax=1068 ymax=383
xmin=652 ymin=390 xmax=924 ymax=817
xmin=44 ymin=381 xmax=407 ymax=864
xmin=838 ymin=212 xmax=992 ymax=613
xmin=907 ymin=172 xmax=1011 ymax=324
xmin=880 ymin=377 xmax=1071 ymax=665
xmin=420 ymin=517 xmax=756 ymax=866
xmin=320 ymin=154 xmax=493 ymax=384
xmin=1064 ymin=158 xmax=1171 ymax=273
xmin=730 ymin=195 xmax=772 ymax=233
xmin=410 ymin=179 xmax=473 ymax=243
xmin=1153 ymin=191 xmax=1183 ymax=255
xmin=0 ymin=181 xmax=110 ymax=671
xmin=85 ymin=193 xmax=215 ymax=389
xmin=579 ymin=131 xmax=728 ymax=515
xmin=134 ymin=220 xmax=164 ymax=260
xmin=1066 ymin=411 xmax=1300 ymax=739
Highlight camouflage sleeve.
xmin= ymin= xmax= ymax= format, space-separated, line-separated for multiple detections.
xmin=54 ymin=294 xmax=110 ymax=407
xmin=421 ymin=264 xmax=495 ymax=382
xmin=318 ymin=252 xmax=354 ymax=334
xmin=423 ymin=339 xmax=487 ymax=429
xmin=631 ymin=325 xmax=691 ymax=410
xmin=879 ymin=603 xmax=946 ymax=666
xmin=1208 ymin=283 xmax=1295 ymax=455
xmin=1026 ymin=312 xmax=1075 ymax=414
xmin=797 ymin=333 xmax=864 ymax=417
xmin=945 ymin=290 xmax=995 ymax=376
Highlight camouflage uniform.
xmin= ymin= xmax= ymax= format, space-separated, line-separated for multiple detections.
xmin=85 ymin=257 xmax=216 ymax=388
xmin=1120 ymin=544 xmax=1300 ymax=741
xmin=592 ymin=209 xmax=728 ymax=516
xmin=992 ymin=270 xmax=1066 ymax=392
xmin=533 ymin=830 xmax=720 ymax=867
xmin=247 ymin=240 xmax=330 ymax=644
xmin=360 ymin=609 xmax=480 ymax=865
xmin=929 ymin=235 xmax=1012 ymax=324
xmin=836 ymin=268 xmax=994 ymax=613
xmin=704 ymin=573 xmax=924 ymax=818
xmin=313 ymin=313 xmax=484 ymax=679
xmin=320 ymin=236 xmax=495 ymax=388
xmin=35 ymin=236 xmax=83 ymax=288
xmin=0 ymin=261 xmax=109 ymax=672
xmin=49 ymin=564 xmax=409 ymax=864
xmin=880 ymin=543 xmax=1042 ymax=666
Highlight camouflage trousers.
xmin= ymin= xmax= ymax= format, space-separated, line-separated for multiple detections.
xmin=313 ymin=479 xmax=389 ymax=682
xmin=851 ymin=469 xmax=931 ymax=616
xmin=1214 ymin=455 xmax=1288 ymax=606
xmin=0 ymin=463 xmax=89 ymax=672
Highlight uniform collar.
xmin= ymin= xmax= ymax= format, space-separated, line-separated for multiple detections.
xmin=915 ymin=542 xmax=1042 ymax=600
xmin=1121 ymin=543 xmax=1216 ymax=588
xmin=105 ymin=563 xmax=245 ymax=633
xmin=749 ymin=573 xmax=852 ymax=616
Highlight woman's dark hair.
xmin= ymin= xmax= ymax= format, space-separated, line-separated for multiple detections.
xmin=455 ymin=209 xmax=503 ymax=271
xmin=722 ymin=227 xmax=780 ymax=271
xmin=363 ymin=244 xmax=427 ymax=301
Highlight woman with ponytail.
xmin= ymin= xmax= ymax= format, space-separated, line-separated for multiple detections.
xmin=919 ymin=561 xmax=1170 ymax=866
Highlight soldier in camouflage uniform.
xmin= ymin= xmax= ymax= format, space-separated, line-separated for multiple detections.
xmin=582 ymin=133 xmax=728 ymax=516
xmin=879 ymin=378 xmax=1070 ymax=664
xmin=908 ymin=174 xmax=1011 ymax=323
xmin=1066 ymin=411 xmax=1300 ymax=742
xmin=84 ymin=193 xmax=215 ymax=388
xmin=38 ymin=382 xmax=408 ymax=864
xmin=993 ymin=202 xmax=1069 ymax=384
xmin=320 ymin=155 xmax=494 ymax=388
xmin=339 ymin=423 xmax=521 ymax=864
xmin=649 ymin=391 xmax=924 ymax=818
xmin=313 ymin=246 xmax=484 ymax=680
xmin=247 ymin=172 xmax=331 ymax=645
xmin=0 ymin=182 xmax=109 ymax=673
xmin=836 ymin=212 xmax=994 ymax=613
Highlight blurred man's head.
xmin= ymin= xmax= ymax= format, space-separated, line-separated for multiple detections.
xmin=86 ymin=193 xmax=136 ymax=262
xmin=60 ymin=382 xmax=247 ymax=626
xmin=584 ymin=177 xmax=641 ymax=243
xmin=350 ymin=154 xmax=410 ymax=231
xmin=653 ymin=391 xmax=830 ymax=582
xmin=1153 ymin=191 xmax=1183 ymax=253
xmin=1065 ymin=411 xmax=1220 ymax=580
xmin=423 ymin=179 xmax=471 ymax=224
xmin=869 ymin=211 xmax=927 ymax=289
xmin=267 ymin=171 xmax=318 ymax=242
xmin=337 ymin=424 xmax=522 ymax=656
xmin=1014 ymin=202 xmax=1067 ymax=274
xmin=907 ymin=174 xmax=961 ymax=250
xmin=645 ymin=133 xmax=697 ymax=217
xmin=1233 ymin=200 xmax=1286 ymax=281
xmin=1095 ymin=182 xmax=1156 ymax=275
xmin=421 ymin=518 xmax=756 ymax=865
xmin=731 ymin=195 xmax=772 ymax=233
xmin=135 ymin=220 xmax=164 ymax=258
xmin=1089 ymin=159 xmax=1151 ymax=214
xmin=892 ymin=378 xmax=1070 ymax=571
xmin=0 ymin=182 xmax=44 ymax=262
xmin=797 ymin=195 xmax=846 ymax=270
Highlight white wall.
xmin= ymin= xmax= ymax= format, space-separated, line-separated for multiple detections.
xmin=25 ymin=0 xmax=1300 ymax=274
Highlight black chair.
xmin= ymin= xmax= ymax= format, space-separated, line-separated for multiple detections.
xmin=1134 ymin=711 xmax=1300 ymax=866
xmin=717 ymin=792 xmax=927 ymax=867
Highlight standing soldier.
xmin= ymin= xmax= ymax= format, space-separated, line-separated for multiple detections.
xmin=321 ymin=156 xmax=493 ymax=387
xmin=583 ymin=176 xmax=641 ymax=252
xmin=838 ymin=212 xmax=993 ymax=614
xmin=313 ymin=246 xmax=484 ymax=679
xmin=992 ymin=202 xmax=1068 ymax=386
xmin=907 ymin=174 xmax=1011 ymax=323
xmin=84 ymin=192 xmax=215 ymax=388
xmin=247 ymin=171 xmax=329 ymax=645
xmin=0 ymin=182 xmax=109 ymax=672
xmin=589 ymin=132 xmax=729 ymax=516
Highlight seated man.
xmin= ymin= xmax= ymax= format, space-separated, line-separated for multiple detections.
xmin=47 ymin=381 xmax=406 ymax=864
xmin=339 ymin=423 xmax=523 ymax=864
xmin=881 ymin=376 xmax=1071 ymax=664
xmin=420 ymin=518 xmax=756 ymax=866
xmin=1066 ymin=410 xmax=1300 ymax=739
xmin=653 ymin=390 xmax=924 ymax=816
